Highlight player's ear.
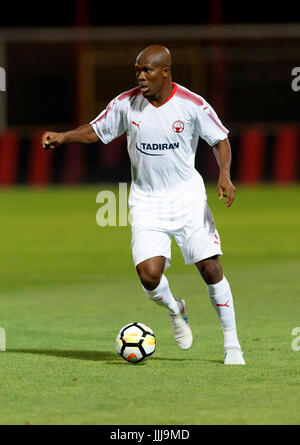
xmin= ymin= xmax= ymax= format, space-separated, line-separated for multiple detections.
xmin=163 ymin=66 xmax=171 ymax=79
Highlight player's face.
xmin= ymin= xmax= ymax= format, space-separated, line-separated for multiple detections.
xmin=135 ymin=60 xmax=166 ymax=98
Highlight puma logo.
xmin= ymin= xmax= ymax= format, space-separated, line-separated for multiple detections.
xmin=216 ymin=300 xmax=230 ymax=307
xmin=132 ymin=121 xmax=141 ymax=129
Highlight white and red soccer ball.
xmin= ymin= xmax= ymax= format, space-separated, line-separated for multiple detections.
xmin=115 ymin=322 xmax=156 ymax=364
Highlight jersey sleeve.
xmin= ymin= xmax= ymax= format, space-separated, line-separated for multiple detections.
xmin=90 ymin=97 xmax=125 ymax=144
xmin=195 ymin=99 xmax=229 ymax=146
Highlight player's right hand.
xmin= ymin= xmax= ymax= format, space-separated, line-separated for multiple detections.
xmin=41 ymin=131 xmax=65 ymax=150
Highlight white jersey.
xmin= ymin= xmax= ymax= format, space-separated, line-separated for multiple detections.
xmin=91 ymin=83 xmax=229 ymax=229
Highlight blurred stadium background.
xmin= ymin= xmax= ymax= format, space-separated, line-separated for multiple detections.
xmin=1 ymin=1 xmax=300 ymax=426
xmin=0 ymin=0 xmax=299 ymax=187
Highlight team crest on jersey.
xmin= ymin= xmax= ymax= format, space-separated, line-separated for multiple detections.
xmin=172 ymin=120 xmax=184 ymax=133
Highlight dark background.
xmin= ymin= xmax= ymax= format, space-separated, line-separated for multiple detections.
xmin=0 ymin=1 xmax=299 ymax=185
xmin=0 ymin=2 xmax=297 ymax=27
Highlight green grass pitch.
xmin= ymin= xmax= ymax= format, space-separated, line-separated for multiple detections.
xmin=0 ymin=184 xmax=299 ymax=425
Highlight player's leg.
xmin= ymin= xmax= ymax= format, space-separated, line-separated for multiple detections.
xmin=136 ymin=255 xmax=193 ymax=350
xmin=132 ymin=229 xmax=177 ymax=313
xmin=195 ymin=255 xmax=241 ymax=349
xmin=136 ymin=255 xmax=180 ymax=315
xmin=175 ymin=201 xmax=245 ymax=363
xmin=132 ymin=226 xmax=193 ymax=350
xmin=195 ymin=255 xmax=245 ymax=364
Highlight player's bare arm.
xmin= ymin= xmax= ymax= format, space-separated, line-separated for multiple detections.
xmin=213 ymin=138 xmax=236 ymax=208
xmin=41 ymin=123 xmax=98 ymax=150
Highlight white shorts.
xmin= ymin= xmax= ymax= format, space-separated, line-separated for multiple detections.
xmin=131 ymin=202 xmax=223 ymax=268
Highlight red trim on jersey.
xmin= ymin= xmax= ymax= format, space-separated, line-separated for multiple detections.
xmin=146 ymin=83 xmax=178 ymax=108
xmin=176 ymin=84 xmax=228 ymax=135
xmin=175 ymin=84 xmax=204 ymax=106
xmin=164 ymin=82 xmax=177 ymax=104
xmin=118 ymin=86 xmax=141 ymax=102
xmin=93 ymin=87 xmax=142 ymax=124
xmin=207 ymin=110 xmax=229 ymax=135
xmin=93 ymin=110 xmax=107 ymax=124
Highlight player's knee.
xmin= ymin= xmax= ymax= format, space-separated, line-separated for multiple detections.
xmin=197 ymin=256 xmax=223 ymax=284
xmin=137 ymin=266 xmax=161 ymax=291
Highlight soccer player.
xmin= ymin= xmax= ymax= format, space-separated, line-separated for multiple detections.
xmin=42 ymin=45 xmax=245 ymax=365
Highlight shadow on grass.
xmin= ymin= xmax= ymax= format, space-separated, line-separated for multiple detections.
xmin=7 ymin=349 xmax=118 ymax=361
xmin=7 ymin=349 xmax=223 ymax=364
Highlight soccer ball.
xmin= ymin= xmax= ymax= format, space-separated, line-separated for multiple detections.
xmin=115 ymin=322 xmax=156 ymax=364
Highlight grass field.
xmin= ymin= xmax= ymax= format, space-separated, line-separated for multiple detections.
xmin=0 ymin=184 xmax=299 ymax=425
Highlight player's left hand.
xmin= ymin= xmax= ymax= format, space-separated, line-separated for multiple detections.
xmin=217 ymin=172 xmax=236 ymax=208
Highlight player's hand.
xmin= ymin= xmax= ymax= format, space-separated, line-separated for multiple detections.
xmin=217 ymin=172 xmax=236 ymax=208
xmin=41 ymin=131 xmax=65 ymax=150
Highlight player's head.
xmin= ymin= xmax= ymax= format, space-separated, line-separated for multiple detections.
xmin=135 ymin=45 xmax=172 ymax=98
